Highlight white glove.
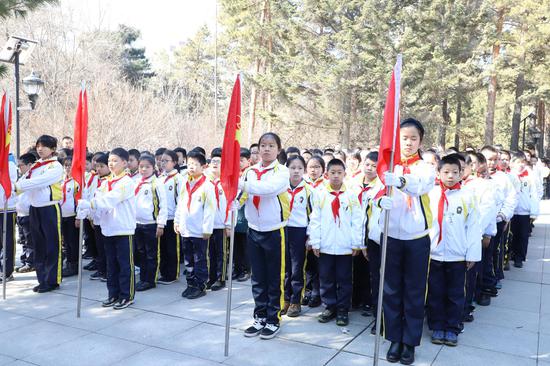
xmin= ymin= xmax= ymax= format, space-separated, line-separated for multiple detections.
xmin=76 ymin=206 xmax=89 ymax=220
xmin=77 ymin=199 xmax=91 ymax=211
xmin=384 ymin=172 xmax=403 ymax=188
xmin=379 ymin=196 xmax=393 ymax=210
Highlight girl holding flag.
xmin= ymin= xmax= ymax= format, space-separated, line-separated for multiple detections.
xmin=378 ymin=118 xmax=435 ymax=365
xmin=239 ymin=132 xmax=290 ymax=340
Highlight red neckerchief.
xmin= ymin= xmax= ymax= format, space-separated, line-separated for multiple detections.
xmin=135 ymin=175 xmax=151 ymax=195
xmin=437 ymin=181 xmax=461 ymax=244
xmin=308 ymin=177 xmax=324 ymax=189
xmin=164 ymin=170 xmax=178 ymax=183
xmin=517 ymin=169 xmax=529 ymax=178
xmin=186 ymin=175 xmax=207 ymax=210
xmin=27 ymin=159 xmax=56 ymax=178
xmin=107 ymin=174 xmax=127 ymax=192
xmin=213 ymin=179 xmax=222 ymax=209
xmin=86 ymin=171 xmax=98 ymax=188
xmin=287 ymin=185 xmax=304 ymax=212
xmin=462 ymin=175 xmax=475 ymax=185
xmin=62 ymin=178 xmax=72 ymax=204
xmin=401 ymin=153 xmax=422 ymax=174
xmin=352 ymin=170 xmax=362 ymax=178
xmin=434 ymin=177 xmax=441 ymax=186
xmin=251 ymin=166 xmax=274 ymax=211
xmin=330 ymin=191 xmax=344 ymax=224
xmin=358 ymin=183 xmax=372 ymax=203
xmin=128 ymin=170 xmax=138 ymax=178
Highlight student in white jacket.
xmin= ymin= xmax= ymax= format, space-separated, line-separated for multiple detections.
xmin=427 ymin=155 xmax=480 ymax=347
xmin=174 ymin=151 xmax=216 ymax=300
xmin=134 ymin=154 xmax=167 ymax=291
xmin=308 ymin=159 xmax=363 ymax=327
xmin=510 ymin=152 xmax=540 ymax=268
xmin=14 ymin=153 xmax=36 ymax=273
xmin=59 ymin=156 xmax=80 ymax=278
xmin=77 ymin=148 xmax=137 ymax=310
xmin=15 ymin=135 xmax=64 ymax=293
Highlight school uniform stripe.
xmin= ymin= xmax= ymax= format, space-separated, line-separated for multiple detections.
xmin=277 ymin=227 xmax=286 ymax=321
xmin=54 ymin=204 xmax=62 ymax=284
xmin=129 ymin=235 xmax=135 ymax=300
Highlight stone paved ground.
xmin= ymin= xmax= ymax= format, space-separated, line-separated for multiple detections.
xmin=1 ymin=202 xmax=550 ymax=366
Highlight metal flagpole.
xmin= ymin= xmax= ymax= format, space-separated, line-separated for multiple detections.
xmin=224 ymin=208 xmax=237 ymax=356
xmin=373 ymin=54 xmax=402 ymax=366
xmin=2 ymin=201 xmax=8 ymax=300
xmin=76 ymin=81 xmax=86 ymax=318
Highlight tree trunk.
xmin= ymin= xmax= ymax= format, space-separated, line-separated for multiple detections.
xmin=485 ymin=8 xmax=505 ymax=145
xmin=454 ymin=99 xmax=462 ymax=149
xmin=510 ymin=72 xmax=525 ymax=151
xmin=438 ymin=98 xmax=450 ymax=150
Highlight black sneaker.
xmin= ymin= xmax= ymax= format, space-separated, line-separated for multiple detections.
xmin=308 ymin=296 xmax=322 ymax=308
xmin=336 ymin=310 xmax=349 ymax=326
xmin=83 ymin=261 xmax=97 ymax=271
xmin=237 ymin=272 xmax=250 ymax=282
xmin=301 ymin=294 xmax=311 ymax=306
xmin=62 ymin=266 xmax=78 ymax=278
xmin=514 ymin=261 xmax=523 ymax=268
xmin=102 ymin=297 xmax=118 ymax=307
xmin=113 ymin=298 xmax=134 ymax=310
xmin=318 ymin=308 xmax=336 ymax=323
xmin=0 ymin=275 xmax=14 ymax=283
xmin=186 ymin=287 xmax=206 ymax=300
xmin=157 ymin=277 xmax=177 ymax=285
xmin=181 ymin=286 xmax=193 ymax=298
xmin=463 ymin=312 xmax=474 ymax=322
xmin=100 ymin=276 xmax=107 ymax=283
xmin=482 ymin=288 xmax=498 ymax=297
xmin=90 ymin=271 xmax=104 ymax=280
xmin=211 ymin=281 xmax=226 ymax=291
xmin=232 ymin=271 xmax=240 ymax=280
xmin=33 ymin=284 xmax=43 ymax=292
xmin=475 ymin=293 xmax=491 ymax=306
xmin=37 ymin=284 xmax=59 ymax=293
xmin=361 ymin=304 xmax=373 ymax=317
xmin=136 ymin=281 xmax=155 ymax=292
xmin=259 ymin=323 xmax=280 ymax=340
xmin=16 ymin=264 xmax=34 ymax=273
xmin=206 ymin=279 xmax=216 ymax=290
xmin=244 ymin=317 xmax=266 ymax=337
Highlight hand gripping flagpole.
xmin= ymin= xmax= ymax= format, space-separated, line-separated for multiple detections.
xmin=76 ymin=81 xmax=86 ymax=318
xmin=373 ymin=54 xmax=402 ymax=366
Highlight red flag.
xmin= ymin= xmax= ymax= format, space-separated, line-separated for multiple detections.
xmin=70 ymin=86 xmax=88 ymax=201
xmin=0 ymin=93 xmax=12 ymax=199
xmin=377 ymin=55 xmax=402 ymax=184
xmin=220 ymin=75 xmax=242 ymax=221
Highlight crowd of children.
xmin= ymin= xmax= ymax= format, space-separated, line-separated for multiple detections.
xmin=0 ymin=117 xmax=547 ymax=364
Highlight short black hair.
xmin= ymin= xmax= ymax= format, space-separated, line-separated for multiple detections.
xmin=110 ymin=147 xmax=129 ymax=162
xmin=445 ymin=153 xmax=465 ymax=164
xmin=128 ymin=149 xmax=140 ymax=160
xmin=302 ymin=150 xmax=312 ymax=157
xmin=61 ymin=156 xmax=73 ymax=166
xmin=460 ymin=152 xmax=472 ymax=165
xmin=36 ymin=135 xmax=57 ymax=150
xmin=174 ymin=147 xmax=187 ymax=156
xmin=190 ymin=146 xmax=206 ymax=156
xmin=324 ymin=148 xmax=335 ymax=154
xmin=277 ymin=149 xmax=287 ymax=164
xmin=350 ymin=151 xmax=362 ymax=162
xmin=511 ymin=151 xmax=527 ymax=162
xmin=400 ymin=118 xmax=425 ymax=140
xmin=19 ymin=153 xmax=37 ymax=165
xmin=475 ymin=152 xmax=487 ymax=164
xmin=480 ymin=145 xmax=498 ymax=154
xmin=86 ymin=152 xmax=94 ymax=162
xmin=437 ymin=155 xmax=461 ymax=171
xmin=259 ymin=132 xmax=282 ymax=150
xmin=249 ymin=143 xmax=259 ymax=150
xmin=94 ymin=152 xmax=109 ymax=165
xmin=307 ymin=155 xmax=326 ymax=173
xmin=240 ymin=147 xmax=251 ymax=159
xmin=286 ymin=146 xmax=300 ymax=155
xmin=187 ymin=150 xmax=207 ymax=166
xmin=327 ymin=158 xmax=346 ymax=171
xmin=312 ymin=149 xmax=323 ymax=156
xmin=139 ymin=153 xmax=156 ymax=167
xmin=365 ymin=151 xmax=379 ymax=163
xmin=286 ymin=154 xmax=306 ymax=168
xmin=62 ymin=136 xmax=73 ymax=141
xmin=211 ymin=147 xmax=222 ymax=158
xmin=155 ymin=147 xmax=167 ymax=157
xmin=334 ymin=150 xmax=347 ymax=162
xmin=500 ymin=149 xmax=511 ymax=158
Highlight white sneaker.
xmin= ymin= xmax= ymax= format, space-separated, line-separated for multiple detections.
xmin=259 ymin=323 xmax=280 ymax=340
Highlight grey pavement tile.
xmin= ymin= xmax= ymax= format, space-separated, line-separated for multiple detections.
xmin=97 ymin=311 xmax=201 ymax=347
xmin=538 ymin=333 xmax=550 ymax=363
xmin=223 ymin=337 xmax=338 ymax=366
xmin=471 ymin=305 xmax=540 ymax=333
xmin=541 ymin=285 xmax=550 ymax=313
xmin=301 ymin=306 xmax=373 ymax=327
xmin=277 ymin=314 xmax=367 ymax=349
xmin=0 ymin=291 xmax=95 ymax=319
xmin=46 ymin=302 xmax=145 ymax=331
xmin=489 ymin=280 xmax=541 ymax=313
xmin=56 ymin=276 xmax=107 ymax=301
xmin=118 ymin=347 xmax=221 ymax=366
xmin=343 ymin=327 xmax=442 ymax=364
xmin=210 ymin=303 xmax=256 ymax=330
xmin=0 ymin=309 xmax=36 ymax=333
xmin=0 ymin=320 xmax=88 ymax=359
xmin=540 ymin=313 xmax=550 ymax=334
xmin=3 ymin=362 xmax=37 ymax=366
xmin=433 ymin=344 xmax=536 ymax=366
xmin=459 ymin=322 xmax=538 ymax=358
xmin=504 ymin=270 xmax=543 ymax=284
xmin=543 ymin=273 xmax=550 ymax=285
xmin=156 ymin=323 xmax=260 ymax=363
xmin=24 ymin=333 xmax=147 ymax=366
xmin=0 ymin=354 xmax=15 ymax=366
xmin=326 ymin=352 xmax=395 ymax=366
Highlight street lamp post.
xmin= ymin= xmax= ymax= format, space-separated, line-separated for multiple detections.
xmin=0 ymin=36 xmax=39 ymax=157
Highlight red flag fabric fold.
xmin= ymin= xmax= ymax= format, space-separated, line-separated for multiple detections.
xmin=70 ymin=88 xmax=88 ymax=201
xmin=220 ymin=75 xmax=242 ymax=221
xmin=0 ymin=93 xmax=12 ymax=199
